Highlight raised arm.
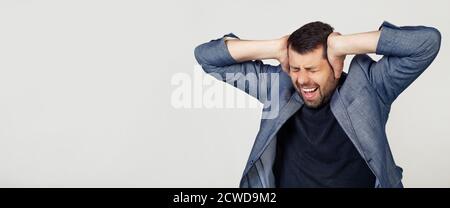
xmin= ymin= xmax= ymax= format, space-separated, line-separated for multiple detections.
xmin=327 ymin=21 xmax=441 ymax=105
xmin=194 ymin=33 xmax=289 ymax=104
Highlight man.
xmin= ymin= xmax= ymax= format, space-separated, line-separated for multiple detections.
xmin=194 ymin=21 xmax=441 ymax=188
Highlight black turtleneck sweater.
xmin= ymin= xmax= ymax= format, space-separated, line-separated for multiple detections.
xmin=273 ymin=102 xmax=376 ymax=188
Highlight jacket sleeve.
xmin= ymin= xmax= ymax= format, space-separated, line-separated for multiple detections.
xmin=363 ymin=21 xmax=441 ymax=105
xmin=194 ymin=33 xmax=282 ymax=104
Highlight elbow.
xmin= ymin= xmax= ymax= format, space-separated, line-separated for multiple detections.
xmin=423 ymin=27 xmax=442 ymax=57
xmin=430 ymin=27 xmax=441 ymax=55
xmin=194 ymin=44 xmax=205 ymax=66
xmin=194 ymin=43 xmax=217 ymax=73
xmin=411 ymin=27 xmax=442 ymax=62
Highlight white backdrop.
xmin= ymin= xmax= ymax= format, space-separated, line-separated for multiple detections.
xmin=0 ymin=0 xmax=449 ymax=187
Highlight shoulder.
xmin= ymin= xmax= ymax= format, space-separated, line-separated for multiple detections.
xmin=350 ymin=54 xmax=376 ymax=70
xmin=340 ymin=54 xmax=376 ymax=92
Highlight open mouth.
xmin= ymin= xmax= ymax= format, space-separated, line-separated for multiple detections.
xmin=301 ymin=87 xmax=319 ymax=100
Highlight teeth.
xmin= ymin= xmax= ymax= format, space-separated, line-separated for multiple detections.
xmin=302 ymin=87 xmax=317 ymax=92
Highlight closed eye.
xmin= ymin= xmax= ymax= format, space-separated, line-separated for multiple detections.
xmin=305 ymin=67 xmax=319 ymax=73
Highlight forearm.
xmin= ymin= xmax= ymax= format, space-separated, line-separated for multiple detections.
xmin=328 ymin=31 xmax=381 ymax=56
xmin=226 ymin=38 xmax=285 ymax=62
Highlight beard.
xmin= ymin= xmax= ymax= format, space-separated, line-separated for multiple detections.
xmin=297 ymin=83 xmax=335 ymax=109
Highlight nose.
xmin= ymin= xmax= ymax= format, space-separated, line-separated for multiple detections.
xmin=296 ymin=70 xmax=311 ymax=86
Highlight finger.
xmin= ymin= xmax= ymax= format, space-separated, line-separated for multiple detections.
xmin=334 ymin=64 xmax=343 ymax=79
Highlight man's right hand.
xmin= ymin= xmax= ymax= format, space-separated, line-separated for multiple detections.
xmin=327 ymin=32 xmax=346 ymax=79
xmin=277 ymin=35 xmax=290 ymax=74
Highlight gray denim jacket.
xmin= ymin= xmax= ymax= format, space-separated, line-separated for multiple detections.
xmin=194 ymin=21 xmax=441 ymax=188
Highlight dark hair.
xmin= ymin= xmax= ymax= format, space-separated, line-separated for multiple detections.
xmin=287 ymin=21 xmax=334 ymax=58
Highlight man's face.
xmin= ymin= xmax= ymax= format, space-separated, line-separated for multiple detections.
xmin=288 ymin=46 xmax=338 ymax=108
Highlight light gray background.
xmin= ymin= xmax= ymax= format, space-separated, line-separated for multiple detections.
xmin=0 ymin=0 xmax=448 ymax=187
